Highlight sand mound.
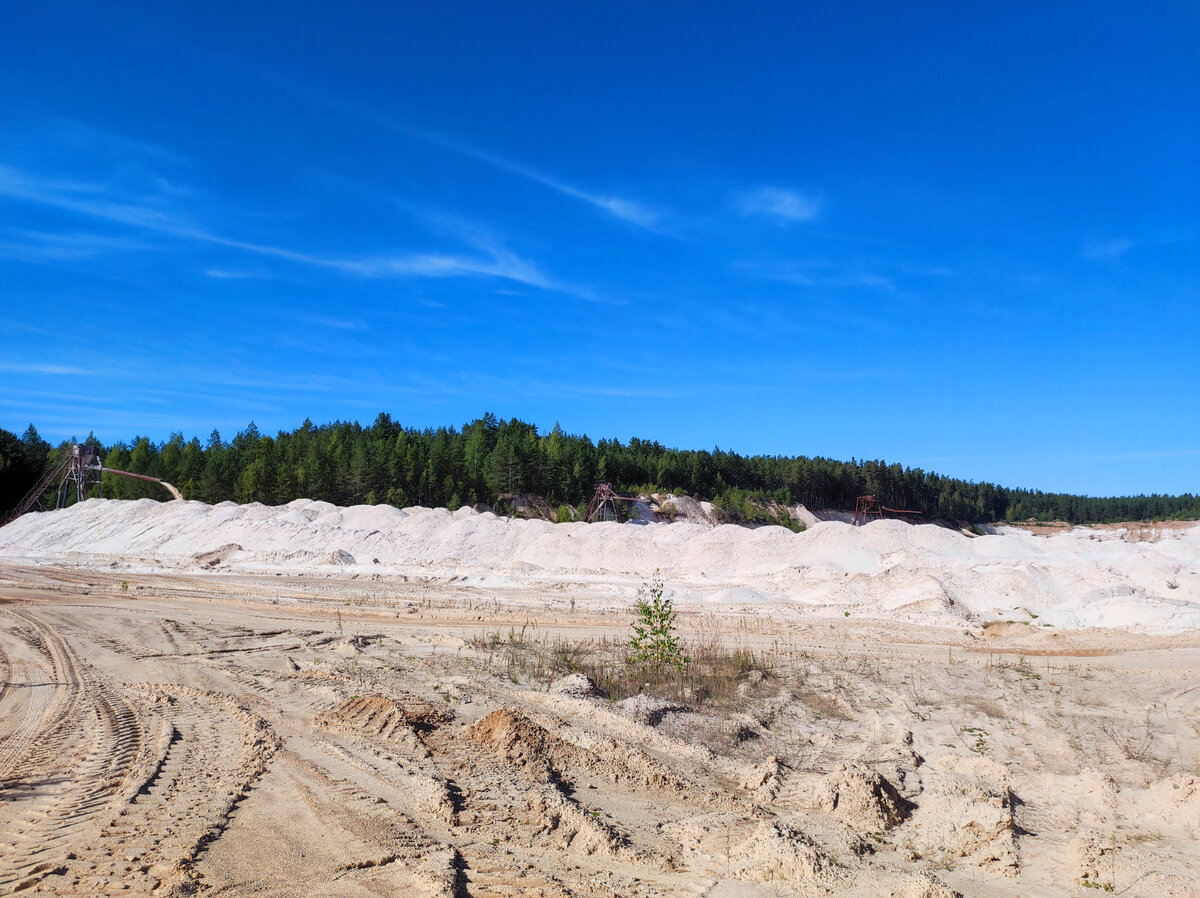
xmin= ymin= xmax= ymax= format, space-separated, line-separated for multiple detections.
xmin=815 ymin=762 xmax=909 ymax=830
xmin=526 ymin=787 xmax=627 ymax=857
xmin=548 ymin=673 xmax=602 ymax=698
xmin=741 ymin=755 xmax=784 ymax=800
xmin=615 ymin=693 xmax=687 ymax=726
xmin=3 ymin=498 xmax=1199 ymax=631
xmin=466 ymin=707 xmax=558 ymax=770
xmin=192 ymin=543 xmax=242 ymax=567
xmin=900 ymin=756 xmax=1020 ymax=874
xmin=324 ymin=693 xmax=448 ymax=735
xmin=899 ymin=874 xmax=962 ymax=898
xmin=731 ymin=821 xmax=835 ymax=885
xmin=466 ymin=707 xmax=686 ymax=795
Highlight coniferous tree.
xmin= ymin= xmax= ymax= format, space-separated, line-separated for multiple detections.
xmin=4 ymin=414 xmax=1198 ymax=524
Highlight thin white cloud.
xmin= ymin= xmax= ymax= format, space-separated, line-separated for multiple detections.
xmin=0 ymin=362 xmax=90 ymax=376
xmin=0 ymin=163 xmax=607 ymax=300
xmin=370 ymin=121 xmax=663 ymax=230
xmin=0 ymin=163 xmax=207 ymax=237
xmin=293 ymin=312 xmax=368 ymax=331
xmin=737 ymin=186 xmax=821 ymax=223
xmin=775 ymin=270 xmax=893 ymax=290
xmin=31 ymin=116 xmax=194 ymax=171
xmin=1082 ymin=231 xmax=1196 ymax=262
xmin=0 ymin=229 xmax=147 ymax=261
xmin=222 ymin=73 xmax=664 ymax=230
xmin=204 ymin=268 xmax=264 ymax=279
xmin=740 ymin=260 xmax=894 ymax=290
xmin=1082 ymin=237 xmax=1134 ymax=261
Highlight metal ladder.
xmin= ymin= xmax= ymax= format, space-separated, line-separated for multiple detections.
xmin=1 ymin=453 xmax=74 ymax=526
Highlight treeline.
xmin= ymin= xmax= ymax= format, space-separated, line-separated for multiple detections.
xmin=0 ymin=426 xmax=53 ymax=513
xmin=2 ymin=414 xmax=1198 ymax=525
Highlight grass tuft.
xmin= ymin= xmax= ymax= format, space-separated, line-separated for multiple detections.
xmin=468 ymin=628 xmax=768 ymax=707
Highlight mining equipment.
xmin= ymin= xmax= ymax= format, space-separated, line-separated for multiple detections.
xmin=852 ymin=494 xmax=921 ymax=526
xmin=2 ymin=443 xmax=183 ymax=526
xmin=586 ymin=483 xmax=641 ymax=522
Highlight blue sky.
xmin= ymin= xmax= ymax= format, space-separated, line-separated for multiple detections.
xmin=2 ymin=2 xmax=1197 ymax=496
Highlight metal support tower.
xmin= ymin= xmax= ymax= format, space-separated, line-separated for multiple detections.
xmin=586 ymin=483 xmax=638 ymax=522
xmin=2 ymin=442 xmax=184 ymax=526
xmin=57 ymin=444 xmax=104 ymax=508
xmin=852 ymin=494 xmax=922 ymax=526
xmin=852 ymin=495 xmax=884 ymax=526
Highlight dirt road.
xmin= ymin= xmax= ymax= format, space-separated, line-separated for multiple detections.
xmin=2 ymin=564 xmax=1199 ymax=897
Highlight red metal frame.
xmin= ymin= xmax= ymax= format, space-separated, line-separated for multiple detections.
xmin=852 ymin=495 xmax=921 ymax=526
xmin=585 ymin=483 xmax=639 ymax=522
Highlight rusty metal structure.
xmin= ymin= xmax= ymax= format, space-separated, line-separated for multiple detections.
xmin=585 ymin=483 xmax=639 ymax=522
xmin=2 ymin=443 xmax=183 ymax=526
xmin=852 ymin=494 xmax=921 ymax=526
xmin=57 ymin=443 xmax=104 ymax=508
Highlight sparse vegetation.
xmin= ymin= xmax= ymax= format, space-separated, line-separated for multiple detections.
xmin=468 ymin=624 xmax=764 ymax=707
xmin=1100 ymin=709 xmax=1156 ymax=762
xmin=629 ymin=575 xmax=686 ymax=670
xmin=961 ymin=725 xmax=990 ymax=755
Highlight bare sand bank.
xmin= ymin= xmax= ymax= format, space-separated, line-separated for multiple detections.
xmin=2 ymin=498 xmax=1199 ymax=633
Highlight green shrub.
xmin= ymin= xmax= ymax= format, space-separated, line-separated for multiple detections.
xmin=630 ymin=575 xmax=686 ymax=669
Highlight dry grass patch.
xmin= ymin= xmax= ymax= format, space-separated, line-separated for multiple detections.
xmin=468 ymin=628 xmax=771 ymax=707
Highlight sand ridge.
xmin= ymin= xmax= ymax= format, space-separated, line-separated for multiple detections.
xmin=2 ymin=498 xmax=1198 ymax=632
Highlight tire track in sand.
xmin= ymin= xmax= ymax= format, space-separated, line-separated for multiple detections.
xmin=0 ymin=608 xmax=146 ymax=894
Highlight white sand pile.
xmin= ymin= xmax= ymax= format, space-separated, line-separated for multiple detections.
xmin=2 ymin=498 xmax=1198 ymax=632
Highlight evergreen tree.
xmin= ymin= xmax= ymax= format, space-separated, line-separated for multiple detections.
xmin=4 ymin=414 xmax=1198 ymax=524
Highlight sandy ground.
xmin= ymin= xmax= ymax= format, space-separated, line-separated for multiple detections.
xmin=2 ymin=562 xmax=1200 ymax=897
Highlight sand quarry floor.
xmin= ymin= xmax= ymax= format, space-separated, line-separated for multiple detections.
xmin=2 ymin=504 xmax=1200 ymax=897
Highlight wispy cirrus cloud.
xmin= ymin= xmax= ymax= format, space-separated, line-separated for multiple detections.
xmin=0 ymin=361 xmax=91 ymax=376
xmin=0 ymin=229 xmax=147 ymax=261
xmin=1082 ymin=237 xmax=1134 ymax=261
xmin=1082 ymin=231 xmax=1196 ymax=262
xmin=292 ymin=312 xmax=368 ymax=331
xmin=206 ymin=67 xmax=664 ymax=231
xmin=739 ymin=259 xmax=894 ymax=290
xmin=16 ymin=117 xmax=194 ymax=171
xmin=0 ymin=162 xmax=607 ymax=301
xmin=736 ymin=186 xmax=821 ymax=223
xmin=204 ymin=268 xmax=266 ymax=279
xmin=0 ymin=163 xmax=209 ymax=239
xmin=360 ymin=117 xmax=664 ymax=231
xmin=769 ymin=269 xmax=893 ymax=290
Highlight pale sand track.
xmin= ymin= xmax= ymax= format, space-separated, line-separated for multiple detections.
xmin=2 ymin=564 xmax=1200 ymax=897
